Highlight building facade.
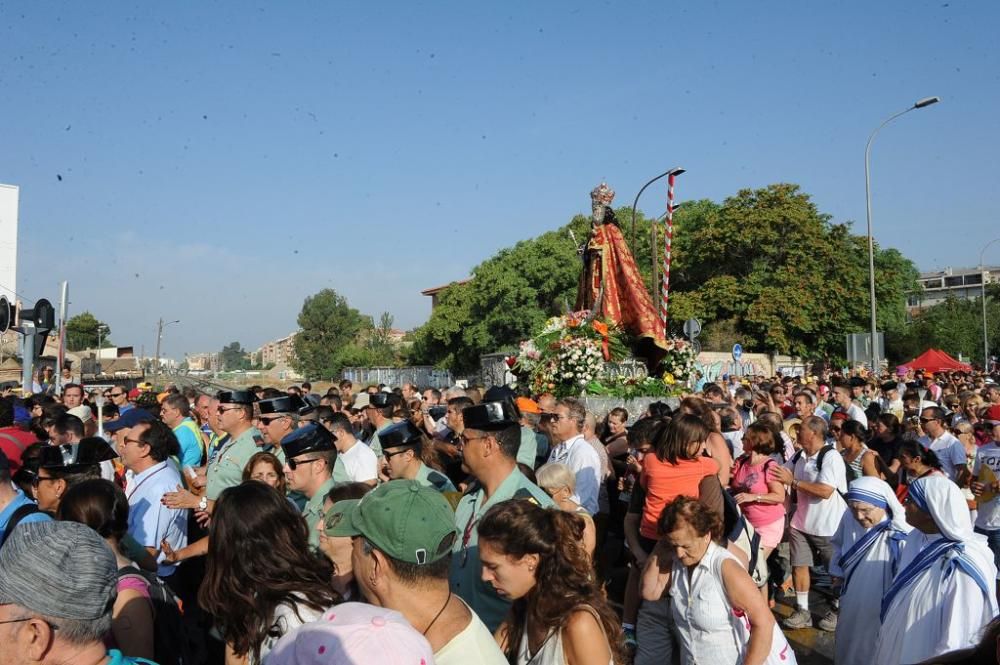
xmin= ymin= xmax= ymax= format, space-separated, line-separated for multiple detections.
xmin=908 ymin=266 xmax=1000 ymax=312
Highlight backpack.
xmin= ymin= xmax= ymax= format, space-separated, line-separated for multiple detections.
xmin=0 ymin=503 xmax=39 ymax=548
xmin=116 ymin=566 xmax=194 ymax=665
xmin=790 ymin=445 xmax=835 ymax=472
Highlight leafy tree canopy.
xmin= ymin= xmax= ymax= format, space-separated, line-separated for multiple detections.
xmin=65 ymin=312 xmax=112 ymax=351
xmin=219 ymin=341 xmax=249 ymax=371
xmin=292 ymin=289 xmax=373 ymax=380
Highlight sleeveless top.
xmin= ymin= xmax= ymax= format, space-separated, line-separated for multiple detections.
xmin=515 ymin=605 xmax=613 ymax=665
xmin=845 ymin=445 xmax=870 ymax=481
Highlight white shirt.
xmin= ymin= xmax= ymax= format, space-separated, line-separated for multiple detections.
xmin=435 ymin=598 xmax=508 ymax=665
xmin=919 ymin=432 xmax=966 ymax=482
xmin=125 ymin=461 xmax=188 ymax=578
xmin=338 ymin=440 xmax=378 ymax=483
xmin=974 ymin=442 xmax=1000 ymax=530
xmin=786 ymin=446 xmax=848 ymax=537
xmin=844 ymin=403 xmax=868 ymax=428
xmin=547 ymin=434 xmax=601 ymax=515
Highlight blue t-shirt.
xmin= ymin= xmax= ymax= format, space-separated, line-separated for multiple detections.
xmin=106 ymin=649 xmax=158 ymax=664
xmin=172 ymin=418 xmax=204 ymax=468
xmin=0 ymin=487 xmax=52 ymax=536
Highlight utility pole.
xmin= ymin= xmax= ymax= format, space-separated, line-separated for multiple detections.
xmin=154 ymin=317 xmax=163 ymax=379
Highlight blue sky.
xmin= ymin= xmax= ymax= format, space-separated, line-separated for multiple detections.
xmin=1 ymin=1 xmax=997 ymax=359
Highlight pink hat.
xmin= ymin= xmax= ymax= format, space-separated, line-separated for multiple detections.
xmin=263 ymin=603 xmax=436 ymax=665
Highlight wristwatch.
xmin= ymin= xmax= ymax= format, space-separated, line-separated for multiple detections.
xmin=198 ymin=496 xmax=208 ymax=511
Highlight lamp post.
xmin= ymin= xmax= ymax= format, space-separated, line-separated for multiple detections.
xmin=154 ymin=318 xmax=180 ymax=378
xmin=980 ymin=238 xmax=1000 ymax=370
xmin=864 ymin=96 xmax=940 ymax=372
xmin=630 ymin=167 xmax=686 ymax=254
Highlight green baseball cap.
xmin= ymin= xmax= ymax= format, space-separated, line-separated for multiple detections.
xmin=327 ymin=479 xmax=458 ymax=565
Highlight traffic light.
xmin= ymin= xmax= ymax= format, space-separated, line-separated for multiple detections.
xmin=0 ymin=296 xmax=13 ymax=334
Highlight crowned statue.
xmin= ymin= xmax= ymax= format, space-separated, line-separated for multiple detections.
xmin=576 ymin=182 xmax=668 ymax=369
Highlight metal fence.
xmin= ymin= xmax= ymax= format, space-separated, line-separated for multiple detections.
xmin=340 ymin=366 xmax=453 ymax=389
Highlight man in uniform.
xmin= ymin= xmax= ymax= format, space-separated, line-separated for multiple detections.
xmin=448 ymin=400 xmax=553 ymax=632
xmin=165 ymin=390 xmax=261 ymax=516
xmin=281 ymin=423 xmax=337 ymax=548
xmin=255 ymin=394 xmax=307 ymax=464
xmin=365 ymin=392 xmax=400 ymax=456
xmin=381 ymin=420 xmax=456 ymax=492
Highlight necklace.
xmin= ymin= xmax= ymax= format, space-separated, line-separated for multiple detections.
xmin=423 ymin=591 xmax=451 ymax=636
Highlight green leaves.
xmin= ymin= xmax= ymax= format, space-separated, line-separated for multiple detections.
xmin=65 ymin=312 xmax=111 ymax=351
xmin=292 ymin=289 xmax=373 ymax=380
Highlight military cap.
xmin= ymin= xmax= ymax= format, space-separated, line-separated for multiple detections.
xmin=369 ymin=392 xmax=398 ymax=409
xmin=40 ymin=437 xmax=118 ymax=471
xmin=280 ymin=423 xmax=335 ymax=459
xmin=258 ymin=394 xmax=306 ymax=416
xmin=379 ymin=421 xmax=424 ymax=451
xmin=216 ymin=390 xmax=258 ymax=405
xmin=462 ymin=400 xmax=519 ymax=431
xmin=848 ymin=377 xmax=866 ymax=389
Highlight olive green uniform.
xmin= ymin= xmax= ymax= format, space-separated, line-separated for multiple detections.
xmin=303 ymin=477 xmax=336 ymax=547
xmin=449 ymin=468 xmax=554 ymax=632
xmin=414 ymin=462 xmax=456 ymax=493
xmin=206 ymin=427 xmax=266 ymax=501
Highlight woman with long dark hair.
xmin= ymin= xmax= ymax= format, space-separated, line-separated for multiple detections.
xmin=198 ymin=481 xmax=340 ymax=664
xmin=478 ymin=499 xmax=625 ymax=665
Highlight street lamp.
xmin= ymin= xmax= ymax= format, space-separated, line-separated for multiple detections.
xmin=630 ymin=167 xmax=686 ymax=253
xmin=979 ymin=238 xmax=1000 ymax=369
xmin=154 ymin=318 xmax=180 ymax=377
xmin=864 ymin=96 xmax=940 ymax=372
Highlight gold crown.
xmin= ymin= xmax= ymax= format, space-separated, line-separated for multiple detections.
xmin=590 ymin=182 xmax=615 ymax=205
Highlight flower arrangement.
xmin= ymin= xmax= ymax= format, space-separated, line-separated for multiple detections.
xmin=512 ymin=312 xmax=627 ymax=396
xmin=511 ymin=313 xmax=699 ymax=398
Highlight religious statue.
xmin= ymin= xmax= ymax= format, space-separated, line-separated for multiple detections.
xmin=576 ymin=182 xmax=668 ymax=369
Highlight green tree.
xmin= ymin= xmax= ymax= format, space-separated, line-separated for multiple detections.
xmin=292 ymin=289 xmax=372 ymax=379
xmin=888 ymin=295 xmax=1000 ymax=365
xmin=669 ymin=184 xmax=919 ymax=358
xmin=219 ymin=341 xmax=249 ymax=371
xmin=65 ymin=312 xmax=112 ymax=351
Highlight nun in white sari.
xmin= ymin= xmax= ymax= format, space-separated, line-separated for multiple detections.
xmin=830 ymin=477 xmax=912 ymax=665
xmin=874 ymin=474 xmax=999 ymax=665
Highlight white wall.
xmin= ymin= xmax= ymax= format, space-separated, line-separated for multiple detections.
xmin=0 ymin=184 xmax=18 ymax=304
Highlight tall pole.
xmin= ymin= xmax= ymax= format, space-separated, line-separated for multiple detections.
xmin=980 ymin=238 xmax=1000 ymax=370
xmin=55 ymin=280 xmax=68 ymax=393
xmin=864 ymin=96 xmax=940 ymax=373
xmin=154 ymin=318 xmax=163 ymax=379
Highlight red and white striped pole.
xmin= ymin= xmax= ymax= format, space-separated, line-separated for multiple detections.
xmin=660 ymin=173 xmax=676 ymax=327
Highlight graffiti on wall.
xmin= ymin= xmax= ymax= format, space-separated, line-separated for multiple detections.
xmin=695 ymin=358 xmax=767 ymax=383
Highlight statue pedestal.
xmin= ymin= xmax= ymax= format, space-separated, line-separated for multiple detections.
xmin=579 ymin=395 xmax=680 ymax=424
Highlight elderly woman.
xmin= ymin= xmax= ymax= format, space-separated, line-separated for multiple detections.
xmin=536 ymin=462 xmax=597 ymax=557
xmin=830 ymin=477 xmax=911 ymax=665
xmin=642 ymin=496 xmax=794 ymax=665
xmin=874 ymin=474 xmax=999 ymax=665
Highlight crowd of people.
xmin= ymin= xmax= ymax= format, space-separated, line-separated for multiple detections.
xmin=1 ymin=368 xmax=1000 ymax=664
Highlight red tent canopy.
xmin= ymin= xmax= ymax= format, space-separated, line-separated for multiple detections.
xmin=897 ymin=348 xmax=972 ymax=374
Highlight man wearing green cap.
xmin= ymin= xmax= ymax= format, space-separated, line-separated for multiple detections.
xmin=328 ymin=480 xmax=506 ymax=665
xmin=448 ymin=401 xmax=554 ymax=632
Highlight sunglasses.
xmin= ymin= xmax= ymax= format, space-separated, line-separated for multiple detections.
xmin=383 ymin=447 xmax=415 ymax=460
xmin=287 ymin=457 xmax=322 ymax=470
xmin=31 ymin=476 xmax=59 ymax=488
xmin=919 ymin=417 xmax=940 ymax=424
xmin=257 ymin=416 xmax=285 ymax=426
xmin=109 ymin=392 xmax=125 ymax=397
xmin=217 ymin=406 xmax=243 ymax=415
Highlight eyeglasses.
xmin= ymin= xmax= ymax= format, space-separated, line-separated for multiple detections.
xmin=829 ymin=426 xmax=842 ymax=433
xmin=123 ymin=437 xmax=144 ymax=446
xmin=459 ymin=433 xmax=487 ymax=445
xmin=257 ymin=416 xmax=285 ymax=426
xmin=287 ymin=457 xmax=322 ymax=470
xmin=0 ymin=616 xmax=59 ymax=629
xmin=217 ymin=406 xmax=243 ymax=415
xmin=919 ymin=417 xmax=940 ymax=424
xmin=109 ymin=392 xmax=125 ymax=398
xmin=31 ymin=476 xmax=58 ymax=488
xmin=383 ymin=447 xmax=414 ymax=460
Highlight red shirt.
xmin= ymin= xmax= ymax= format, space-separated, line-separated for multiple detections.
xmin=0 ymin=426 xmax=36 ymax=472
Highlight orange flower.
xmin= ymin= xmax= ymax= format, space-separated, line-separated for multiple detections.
xmin=592 ymin=321 xmax=608 ymax=337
